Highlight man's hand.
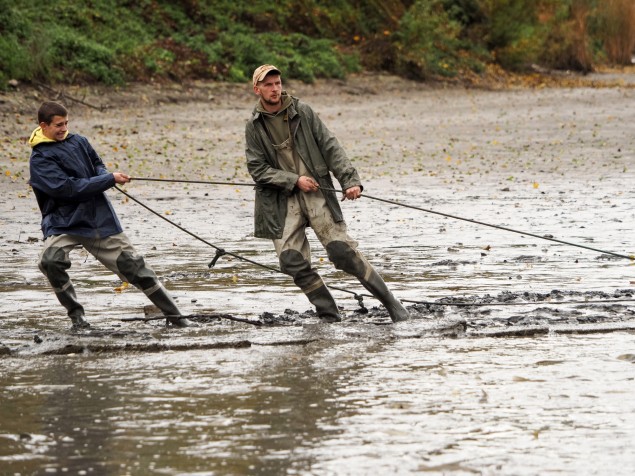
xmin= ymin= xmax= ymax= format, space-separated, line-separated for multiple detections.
xmin=342 ymin=185 xmax=361 ymax=201
xmin=297 ymin=175 xmax=319 ymax=192
xmin=113 ymin=172 xmax=130 ymax=184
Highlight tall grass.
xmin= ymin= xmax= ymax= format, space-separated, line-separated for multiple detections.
xmin=539 ymin=0 xmax=594 ymax=72
xmin=595 ymin=0 xmax=635 ymax=64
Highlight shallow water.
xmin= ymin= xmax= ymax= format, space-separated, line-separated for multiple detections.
xmin=2 ymin=84 xmax=635 ymax=474
xmin=1 ymin=333 xmax=634 ymax=475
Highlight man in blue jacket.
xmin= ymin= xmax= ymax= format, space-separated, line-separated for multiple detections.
xmin=29 ymin=101 xmax=192 ymax=329
xmin=245 ymin=65 xmax=409 ymax=323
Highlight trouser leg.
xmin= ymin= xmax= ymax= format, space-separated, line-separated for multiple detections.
xmin=38 ymin=235 xmax=90 ymax=329
xmin=273 ymin=195 xmax=340 ymax=322
xmin=303 ymin=192 xmax=410 ymax=323
xmin=323 ymin=240 xmax=409 ymax=322
xmin=357 ymin=269 xmax=410 ymax=323
xmin=278 ymin=249 xmax=341 ymax=322
xmin=82 ymin=233 xmax=193 ymax=327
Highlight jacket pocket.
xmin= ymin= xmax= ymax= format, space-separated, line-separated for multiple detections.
xmin=47 ymin=201 xmax=92 ymax=230
xmin=254 ymin=186 xmax=285 ymax=239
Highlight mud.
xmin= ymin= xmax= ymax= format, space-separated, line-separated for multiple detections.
xmin=2 ymin=74 xmax=635 ymax=345
xmin=1 ymin=72 xmax=635 ymax=474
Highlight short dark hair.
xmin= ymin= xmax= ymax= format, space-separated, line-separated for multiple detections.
xmin=38 ymin=101 xmax=68 ymax=125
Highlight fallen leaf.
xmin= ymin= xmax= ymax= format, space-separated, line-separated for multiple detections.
xmin=114 ymin=282 xmax=129 ymax=293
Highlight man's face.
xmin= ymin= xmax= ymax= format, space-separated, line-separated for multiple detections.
xmin=41 ymin=115 xmax=68 ymax=141
xmin=254 ymin=74 xmax=282 ymax=109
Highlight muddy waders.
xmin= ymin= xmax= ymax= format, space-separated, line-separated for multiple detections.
xmin=274 ymin=192 xmax=410 ymax=323
xmin=38 ymin=233 xmax=193 ymax=328
xmin=266 ymin=115 xmax=408 ymax=323
xmin=356 ymin=269 xmax=410 ymax=323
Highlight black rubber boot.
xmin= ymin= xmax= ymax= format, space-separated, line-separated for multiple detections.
xmin=358 ymin=270 xmax=409 ymax=323
xmin=69 ymin=313 xmax=91 ymax=330
xmin=55 ymin=285 xmax=90 ymax=329
xmin=306 ymin=285 xmax=341 ymax=323
xmin=147 ymin=286 xmax=195 ymax=328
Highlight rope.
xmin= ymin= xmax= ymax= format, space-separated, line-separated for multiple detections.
xmin=401 ymin=298 xmax=635 ymax=307
xmin=115 ymin=186 xmax=367 ymax=305
xmin=121 ymin=313 xmax=263 ymax=326
xmin=130 ymin=177 xmax=254 ymax=187
xmin=115 ymin=186 xmax=279 ymax=273
xmin=130 ymin=177 xmax=634 ymax=261
xmin=326 ymin=188 xmax=635 ymax=261
xmin=121 ymin=179 xmax=635 ymax=308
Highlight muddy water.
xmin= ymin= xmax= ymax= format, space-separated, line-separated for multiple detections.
xmin=1 ymin=335 xmax=634 ymax=475
xmin=2 ymin=81 xmax=635 ymax=474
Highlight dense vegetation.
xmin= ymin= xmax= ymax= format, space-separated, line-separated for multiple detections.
xmin=1 ymin=0 xmax=634 ymax=88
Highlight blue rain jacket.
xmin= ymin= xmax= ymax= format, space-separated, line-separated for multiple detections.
xmin=29 ymin=132 xmax=123 ymax=239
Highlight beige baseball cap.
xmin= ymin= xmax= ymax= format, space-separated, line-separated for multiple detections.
xmin=252 ymin=64 xmax=281 ymax=87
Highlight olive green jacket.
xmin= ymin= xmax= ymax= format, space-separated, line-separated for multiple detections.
xmin=245 ymin=95 xmax=362 ymax=239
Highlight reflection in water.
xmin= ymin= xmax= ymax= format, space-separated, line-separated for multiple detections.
xmin=1 ymin=333 xmax=634 ymax=475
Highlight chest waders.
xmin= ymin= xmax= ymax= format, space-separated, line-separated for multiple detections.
xmin=38 ymin=233 xmax=194 ymax=329
xmin=268 ymin=119 xmax=409 ymax=323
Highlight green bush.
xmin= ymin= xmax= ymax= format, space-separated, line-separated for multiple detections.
xmin=220 ymin=30 xmax=358 ymax=83
xmin=0 ymin=1 xmax=33 ymax=84
xmin=475 ymin=0 xmax=547 ymax=70
xmin=1 ymin=0 xmax=634 ymax=88
xmin=395 ymin=0 xmax=475 ymax=79
xmin=0 ymin=37 xmax=30 ymax=84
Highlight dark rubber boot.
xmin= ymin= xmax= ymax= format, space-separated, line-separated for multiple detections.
xmin=69 ymin=313 xmax=91 ymax=330
xmin=55 ymin=285 xmax=90 ymax=329
xmin=306 ymin=285 xmax=341 ymax=323
xmin=70 ymin=316 xmax=90 ymax=330
xmin=147 ymin=286 xmax=195 ymax=328
xmin=358 ymin=270 xmax=409 ymax=323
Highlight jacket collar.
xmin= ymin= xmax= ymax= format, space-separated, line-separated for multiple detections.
xmin=252 ymin=93 xmax=298 ymax=121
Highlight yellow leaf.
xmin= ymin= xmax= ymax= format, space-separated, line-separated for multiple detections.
xmin=114 ymin=282 xmax=129 ymax=293
xmin=5 ymin=170 xmax=10 ymax=176
xmin=232 ymin=275 xmax=238 ymax=284
xmin=533 ymin=182 xmax=539 ymax=189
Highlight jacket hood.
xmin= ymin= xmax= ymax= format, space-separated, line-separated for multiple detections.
xmin=29 ymin=127 xmax=69 ymax=148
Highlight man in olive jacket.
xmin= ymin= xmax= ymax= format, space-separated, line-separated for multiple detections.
xmin=245 ymin=65 xmax=409 ymax=323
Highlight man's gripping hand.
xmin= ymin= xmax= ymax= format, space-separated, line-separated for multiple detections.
xmin=342 ymin=186 xmax=361 ymax=201
xmin=296 ymin=175 xmax=319 ymax=192
xmin=113 ymin=172 xmax=131 ymax=184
